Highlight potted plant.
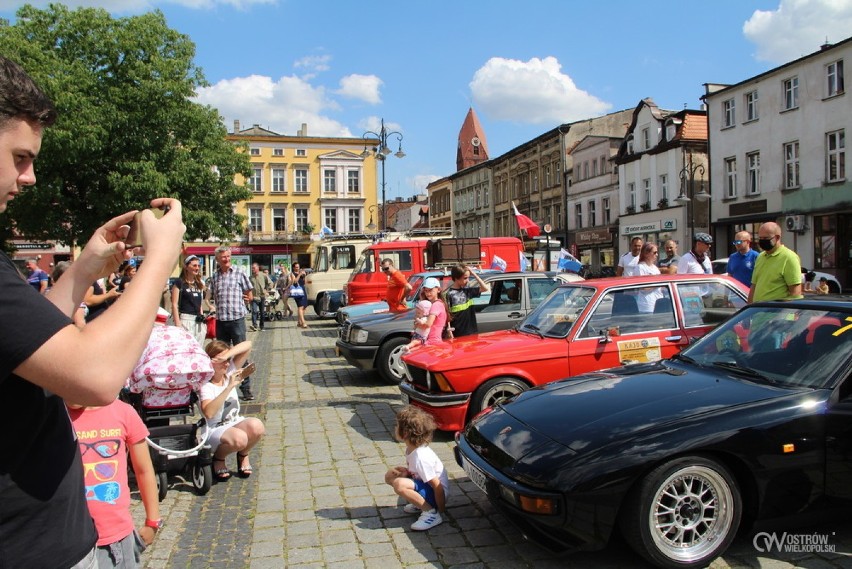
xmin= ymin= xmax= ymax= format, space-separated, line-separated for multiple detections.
xmin=300 ymin=223 xmax=315 ymax=235
xmin=640 ymin=202 xmax=651 ymax=212
xmin=625 ymin=205 xmax=636 ymax=214
xmin=657 ymin=197 xmax=669 ymax=209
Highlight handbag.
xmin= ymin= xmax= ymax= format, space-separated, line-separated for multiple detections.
xmin=205 ymin=315 xmax=217 ymax=339
xmin=290 ymin=284 xmax=305 ymax=298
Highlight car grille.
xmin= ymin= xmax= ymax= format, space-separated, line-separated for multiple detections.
xmin=340 ymin=321 xmax=352 ymax=342
xmin=406 ymin=365 xmax=430 ymax=390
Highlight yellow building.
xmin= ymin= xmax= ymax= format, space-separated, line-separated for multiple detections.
xmin=185 ymin=122 xmax=379 ymax=273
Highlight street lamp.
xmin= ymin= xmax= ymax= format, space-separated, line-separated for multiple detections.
xmin=365 ymin=204 xmax=379 ymax=232
xmin=674 ymin=156 xmax=710 ymax=243
xmin=361 ymin=118 xmax=405 ymax=231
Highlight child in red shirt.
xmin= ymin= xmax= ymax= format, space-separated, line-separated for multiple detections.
xmin=68 ymin=399 xmax=161 ymax=568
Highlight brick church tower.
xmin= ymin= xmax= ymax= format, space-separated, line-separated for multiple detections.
xmin=456 ymin=107 xmax=489 ymax=171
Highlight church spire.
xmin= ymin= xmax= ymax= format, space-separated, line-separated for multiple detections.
xmin=456 ymin=107 xmax=489 ymax=171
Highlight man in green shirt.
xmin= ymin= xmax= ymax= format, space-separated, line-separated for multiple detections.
xmin=249 ymin=262 xmax=272 ymax=331
xmin=748 ymin=222 xmax=802 ymax=303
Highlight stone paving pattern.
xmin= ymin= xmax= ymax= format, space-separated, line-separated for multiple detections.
xmin=130 ymin=316 xmax=852 ymax=568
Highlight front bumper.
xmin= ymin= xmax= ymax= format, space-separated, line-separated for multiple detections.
xmin=335 ymin=340 xmax=378 ymax=371
xmin=399 ymin=381 xmax=471 ymax=432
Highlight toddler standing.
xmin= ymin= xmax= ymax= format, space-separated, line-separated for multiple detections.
xmin=404 ymin=299 xmax=432 ymax=352
xmin=384 ymin=405 xmax=449 ymax=531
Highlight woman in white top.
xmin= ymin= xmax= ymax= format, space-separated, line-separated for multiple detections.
xmin=635 ymin=243 xmax=664 ymax=313
xmin=201 ymin=340 xmax=265 ymax=480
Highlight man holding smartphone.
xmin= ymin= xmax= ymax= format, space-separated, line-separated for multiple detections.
xmin=208 ymin=246 xmax=255 ymax=400
xmin=0 ymin=56 xmax=186 ymax=568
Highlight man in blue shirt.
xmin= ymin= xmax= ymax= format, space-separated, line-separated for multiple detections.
xmin=727 ymin=230 xmax=759 ymax=287
xmin=25 ymin=257 xmax=49 ymax=293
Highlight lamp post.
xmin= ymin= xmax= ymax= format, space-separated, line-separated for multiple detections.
xmin=365 ymin=204 xmax=379 ymax=232
xmin=674 ymin=155 xmax=710 ymax=244
xmin=361 ymin=118 xmax=405 ymax=231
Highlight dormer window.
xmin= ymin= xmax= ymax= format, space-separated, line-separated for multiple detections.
xmin=642 ymin=128 xmax=650 ymax=150
xmin=664 ymin=118 xmax=681 ymax=142
xmin=626 ymin=134 xmax=634 ymax=154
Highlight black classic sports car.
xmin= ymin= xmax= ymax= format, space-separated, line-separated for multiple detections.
xmin=456 ymin=297 xmax=852 ymax=568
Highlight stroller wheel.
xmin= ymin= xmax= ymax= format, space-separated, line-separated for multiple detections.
xmin=192 ymin=462 xmax=213 ymax=495
xmin=156 ymin=471 xmax=168 ymax=502
xmin=275 ymin=311 xmax=284 ymax=320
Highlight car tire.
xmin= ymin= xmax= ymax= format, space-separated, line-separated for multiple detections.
xmin=377 ymin=336 xmax=410 ymax=385
xmin=313 ymin=295 xmax=324 ymax=316
xmin=828 ymin=280 xmax=841 ymax=294
xmin=620 ymin=455 xmax=741 ymax=569
xmin=468 ymin=376 xmax=528 ymax=420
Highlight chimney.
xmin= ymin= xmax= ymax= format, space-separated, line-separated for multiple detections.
xmin=301 ymin=123 xmax=308 ymax=136
xmin=233 ymin=119 xmax=240 ymax=133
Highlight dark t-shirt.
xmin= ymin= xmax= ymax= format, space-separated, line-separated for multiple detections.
xmin=0 ymin=252 xmax=97 ymax=567
xmin=444 ymin=286 xmax=482 ymax=337
xmin=173 ymin=279 xmax=204 ymax=315
xmin=85 ymin=279 xmax=109 ymax=322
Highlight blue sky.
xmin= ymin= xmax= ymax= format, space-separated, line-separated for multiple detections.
xmin=3 ymin=0 xmax=852 ymax=201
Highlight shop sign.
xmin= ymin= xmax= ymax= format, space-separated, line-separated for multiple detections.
xmin=575 ymin=229 xmax=612 ymax=244
xmin=15 ymin=242 xmax=53 ymax=250
xmin=621 ymin=221 xmax=661 ymax=235
xmin=661 ymin=219 xmax=677 ymax=231
xmin=729 ymin=199 xmax=767 ymax=217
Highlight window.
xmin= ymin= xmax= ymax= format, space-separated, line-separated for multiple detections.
xmin=348 ymin=209 xmax=361 ymax=233
xmin=783 ymin=77 xmax=799 ymax=110
xmin=676 ymin=282 xmax=746 ymax=328
xmin=323 ymin=209 xmax=337 ymax=233
xmin=628 ymin=183 xmax=636 ymax=209
xmin=583 ymin=162 xmax=589 ymax=180
xmin=271 ymin=168 xmax=285 ymax=193
xmin=588 ymin=201 xmax=596 ymax=226
xmin=250 ymin=147 xmax=260 ymax=156
xmin=626 ymin=135 xmax=634 ymax=154
xmin=545 ymin=165 xmax=551 ymax=187
xmin=248 ymin=207 xmax=262 ymax=232
xmin=600 ymin=156 xmax=606 ymax=175
xmin=294 ymin=169 xmax=308 ymax=193
xmin=323 ymin=169 xmax=336 ymax=193
xmin=827 ymin=60 xmax=844 ymax=97
xmin=473 ymin=144 xmax=480 ymax=156
xmin=827 ymin=129 xmax=846 ymax=182
xmin=603 ymin=197 xmax=611 ymax=224
xmin=642 ymin=127 xmax=650 ymax=150
xmin=295 ymin=207 xmax=309 ymax=232
xmin=272 ymin=207 xmax=286 ymax=232
xmin=784 ymin=141 xmax=800 ymax=189
xmin=724 ymin=157 xmax=737 ymax=198
xmin=723 ymin=99 xmax=736 ymax=127
xmin=249 ymin=167 xmax=262 ymax=193
xmin=592 ymin=159 xmax=598 ymax=177
xmin=746 ymin=152 xmax=760 ymax=195
xmin=273 ymin=148 xmax=284 ymax=157
xmin=643 ymin=178 xmax=651 ymax=207
xmin=295 ymin=148 xmax=307 ymax=157
xmin=659 ymin=174 xmax=668 ymax=201
xmin=745 ymin=91 xmax=758 ymax=121
xmin=575 ymin=203 xmax=583 ymax=229
xmin=344 ymin=170 xmax=358 ymax=194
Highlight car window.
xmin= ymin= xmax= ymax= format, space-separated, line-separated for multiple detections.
xmin=478 ymin=280 xmax=522 ymax=313
xmin=676 ymin=282 xmax=746 ymax=328
xmin=380 ymin=250 xmax=413 ymax=272
xmin=528 ymin=278 xmax=562 ymax=309
xmin=579 ymin=287 xmax=676 ymax=338
xmin=331 ymin=245 xmax=355 ymax=270
xmin=521 ymin=285 xmax=596 ymax=337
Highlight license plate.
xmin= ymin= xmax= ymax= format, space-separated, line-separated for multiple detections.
xmin=400 ymin=393 xmax=410 ymax=406
xmin=460 ymin=453 xmax=488 ymax=493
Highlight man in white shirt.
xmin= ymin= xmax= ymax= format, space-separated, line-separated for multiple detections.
xmin=616 ymin=237 xmax=644 ymax=277
xmin=677 ymin=233 xmax=713 ymax=274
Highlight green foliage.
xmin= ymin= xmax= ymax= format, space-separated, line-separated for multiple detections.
xmin=0 ymin=4 xmax=252 ymax=246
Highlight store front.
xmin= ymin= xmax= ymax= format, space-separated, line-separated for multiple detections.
xmin=183 ymin=243 xmax=303 ymax=280
xmin=574 ymin=227 xmax=616 ymax=274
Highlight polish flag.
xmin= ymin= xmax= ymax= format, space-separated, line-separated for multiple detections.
xmin=511 ymin=202 xmax=541 ymax=238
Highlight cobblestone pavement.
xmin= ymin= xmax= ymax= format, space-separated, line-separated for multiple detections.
xmin=131 ymin=316 xmax=852 ymax=568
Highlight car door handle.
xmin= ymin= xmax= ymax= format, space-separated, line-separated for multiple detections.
xmin=509 ymin=312 xmax=523 ymax=318
xmin=665 ymin=336 xmax=682 ymax=342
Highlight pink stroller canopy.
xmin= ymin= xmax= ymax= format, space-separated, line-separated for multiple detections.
xmin=129 ymin=325 xmax=214 ymax=408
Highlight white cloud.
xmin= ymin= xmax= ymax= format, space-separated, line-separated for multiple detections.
xmin=337 ymin=74 xmax=383 ymax=104
xmin=409 ymin=174 xmax=440 ymax=194
xmin=743 ymin=0 xmax=852 ymax=63
xmin=358 ymin=116 xmax=404 ymax=136
xmin=469 ymin=56 xmax=611 ymax=125
xmin=0 ymin=0 xmax=276 ymax=11
xmin=294 ymin=54 xmax=332 ymax=79
xmin=195 ymin=74 xmax=352 ymax=137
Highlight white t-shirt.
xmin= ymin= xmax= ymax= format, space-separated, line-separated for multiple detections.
xmin=637 ymin=262 xmax=661 ymax=276
xmin=406 ymin=445 xmax=450 ymax=497
xmin=199 ymin=362 xmax=240 ymax=426
xmin=677 ymin=251 xmax=712 ymax=275
xmin=619 ymin=252 xmax=640 ymax=277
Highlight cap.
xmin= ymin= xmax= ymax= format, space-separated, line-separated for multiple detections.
xmin=155 ymin=307 xmax=170 ymax=323
xmin=184 ymin=255 xmax=199 ymax=265
xmin=422 ymin=277 xmax=441 ymax=289
xmin=694 ymin=232 xmax=713 ymax=244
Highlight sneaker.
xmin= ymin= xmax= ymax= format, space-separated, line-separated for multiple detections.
xmin=411 ymin=509 xmax=442 ymax=531
xmin=249 ymin=325 xmax=258 ymax=331
xmin=240 ymin=389 xmax=255 ymax=401
xmin=403 ymin=503 xmax=420 ymax=514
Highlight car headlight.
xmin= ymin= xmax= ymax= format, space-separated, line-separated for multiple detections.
xmin=351 ymin=329 xmax=370 ymax=344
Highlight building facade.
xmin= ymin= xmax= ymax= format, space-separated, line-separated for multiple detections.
xmin=426 ymin=176 xmax=453 ymax=232
xmin=704 ymin=37 xmax=850 ymax=289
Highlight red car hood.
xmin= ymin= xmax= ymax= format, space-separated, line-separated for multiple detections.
xmin=402 ymin=329 xmax=563 ymax=371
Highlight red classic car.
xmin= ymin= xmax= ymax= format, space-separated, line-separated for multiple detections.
xmin=400 ymin=274 xmax=749 ymax=431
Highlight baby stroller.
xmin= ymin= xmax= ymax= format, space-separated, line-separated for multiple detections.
xmin=264 ymin=288 xmax=284 ymax=321
xmin=123 ymin=323 xmax=215 ymax=501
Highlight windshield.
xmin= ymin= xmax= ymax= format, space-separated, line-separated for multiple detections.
xmin=406 ymin=276 xmax=425 ymax=301
xmin=519 ymin=285 xmax=596 ymax=338
xmin=353 ymin=250 xmax=374 ymax=274
xmin=682 ymin=305 xmax=852 ymax=389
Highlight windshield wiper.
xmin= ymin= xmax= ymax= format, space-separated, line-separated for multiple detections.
xmin=671 ymin=352 xmax=699 ymax=366
xmin=712 ymin=361 xmax=775 ymax=384
xmin=523 ymin=324 xmax=544 ymax=338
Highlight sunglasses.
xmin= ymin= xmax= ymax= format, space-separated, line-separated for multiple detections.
xmin=85 ymin=481 xmax=121 ymax=504
xmin=732 ymin=240 xmax=748 ymax=245
xmin=79 ymin=439 xmax=121 ymax=458
xmin=83 ymin=460 xmax=119 ymax=482
xmin=381 ymin=266 xmax=390 ymax=272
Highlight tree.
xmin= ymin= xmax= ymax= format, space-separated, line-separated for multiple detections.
xmin=0 ymin=4 xmax=252 ymax=247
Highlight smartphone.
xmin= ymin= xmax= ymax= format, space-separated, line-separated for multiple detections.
xmin=125 ymin=206 xmax=170 ymax=248
xmin=240 ymin=362 xmax=257 ymax=381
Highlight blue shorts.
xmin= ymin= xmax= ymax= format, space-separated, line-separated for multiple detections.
xmin=413 ymin=478 xmax=437 ymax=510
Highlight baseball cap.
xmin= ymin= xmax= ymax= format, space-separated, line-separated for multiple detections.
xmin=694 ymin=232 xmax=713 ymax=244
xmin=422 ymin=277 xmax=441 ymax=289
